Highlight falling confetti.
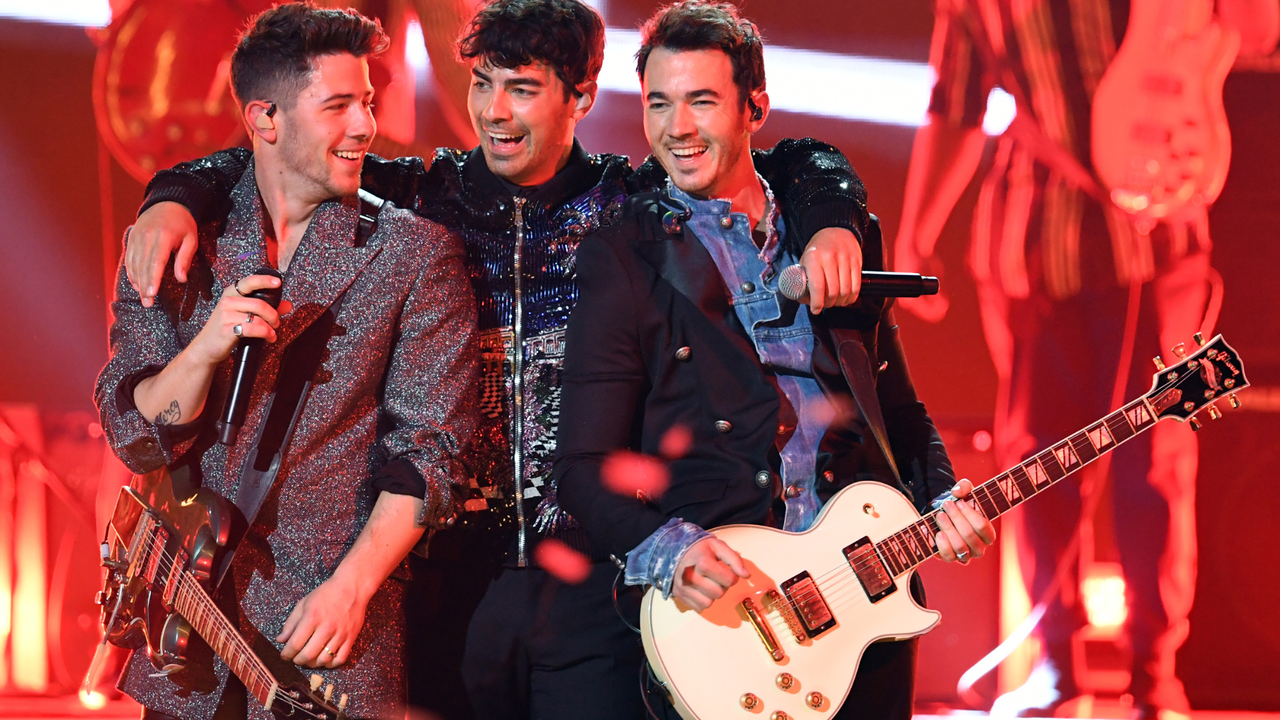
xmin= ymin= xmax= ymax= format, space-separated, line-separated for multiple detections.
xmin=534 ymin=538 xmax=592 ymax=584
xmin=601 ymin=450 xmax=670 ymax=500
xmin=659 ymin=424 xmax=693 ymax=459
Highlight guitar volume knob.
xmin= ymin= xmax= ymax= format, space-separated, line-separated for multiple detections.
xmin=770 ymin=712 xmax=791 ymax=720
xmin=740 ymin=693 xmax=760 ymax=710
xmin=806 ymin=691 xmax=826 ymax=709
xmin=776 ymin=673 xmax=795 ymax=690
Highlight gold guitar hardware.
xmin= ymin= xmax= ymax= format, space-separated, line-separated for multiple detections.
xmin=766 ymin=590 xmax=807 ymax=643
xmin=862 ymin=503 xmax=878 ymax=517
xmin=1189 ymin=417 xmax=1203 ymax=431
xmin=1224 ymin=378 xmax=1235 ymax=389
xmin=740 ymin=693 xmax=760 ymax=710
xmin=775 ymin=672 xmax=795 ymax=690
xmin=310 ymin=674 xmax=323 ymax=692
xmin=1153 ymin=355 xmax=1166 ymax=370
xmin=806 ymin=692 xmax=825 ymax=709
xmin=1194 ymin=332 xmax=1206 ymax=346
xmin=1207 ymin=404 xmax=1222 ymax=420
xmin=770 ymin=712 xmax=791 ymax=720
xmin=1173 ymin=343 xmax=1187 ymax=358
xmin=1229 ymin=394 xmax=1241 ymax=408
xmin=741 ymin=597 xmax=785 ymax=661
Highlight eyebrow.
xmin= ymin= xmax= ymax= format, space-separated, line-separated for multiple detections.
xmin=646 ymin=88 xmax=721 ymax=103
xmin=472 ymin=68 xmax=547 ymax=90
xmin=317 ymin=91 xmax=370 ymax=104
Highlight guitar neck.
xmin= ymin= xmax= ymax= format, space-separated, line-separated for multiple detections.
xmin=875 ymin=396 xmax=1159 ymax=579
xmin=171 ymin=574 xmax=279 ymax=709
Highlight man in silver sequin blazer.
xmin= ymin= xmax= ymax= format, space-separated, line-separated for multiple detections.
xmin=94 ymin=6 xmax=476 ymax=719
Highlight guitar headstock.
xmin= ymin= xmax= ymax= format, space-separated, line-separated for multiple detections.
xmin=1144 ymin=334 xmax=1248 ymax=427
xmin=270 ymin=675 xmax=348 ymax=720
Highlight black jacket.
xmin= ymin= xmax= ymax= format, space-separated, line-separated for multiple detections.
xmin=553 ymin=190 xmax=955 ymax=560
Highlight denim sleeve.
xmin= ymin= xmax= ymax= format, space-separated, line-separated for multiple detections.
xmin=624 ymin=518 xmax=713 ymax=599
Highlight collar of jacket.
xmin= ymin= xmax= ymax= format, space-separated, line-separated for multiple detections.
xmin=459 ymin=139 xmax=632 ymax=211
xmin=212 ymin=158 xmax=383 ymax=352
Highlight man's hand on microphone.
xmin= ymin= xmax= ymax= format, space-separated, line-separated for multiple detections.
xmin=800 ymin=227 xmax=863 ymax=314
xmin=671 ymin=537 xmax=751 ymax=612
xmin=186 ymin=274 xmax=284 ymax=365
xmin=130 ymin=273 xmax=283 ymax=425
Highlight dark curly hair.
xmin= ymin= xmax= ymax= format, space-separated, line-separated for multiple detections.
xmin=231 ymin=2 xmax=388 ymax=110
xmin=458 ymin=0 xmax=605 ymax=99
xmin=636 ymin=1 xmax=765 ymax=109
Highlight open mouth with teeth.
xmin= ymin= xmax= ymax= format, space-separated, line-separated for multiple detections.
xmin=333 ymin=149 xmax=364 ymax=162
xmin=488 ymin=131 xmax=527 ymax=151
xmin=669 ymin=146 xmax=708 ymax=161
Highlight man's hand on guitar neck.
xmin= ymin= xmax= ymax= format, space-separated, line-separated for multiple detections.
xmin=672 ymin=537 xmax=751 ymax=612
xmin=934 ymin=479 xmax=997 ymax=564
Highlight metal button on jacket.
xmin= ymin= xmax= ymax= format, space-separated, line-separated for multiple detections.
xmin=784 ymin=485 xmax=802 ymax=499
xmin=720 ymin=216 xmax=734 ymax=229
xmin=754 ymin=471 xmax=771 ymax=488
xmin=715 ymin=420 xmax=733 ymax=434
xmin=740 ymin=281 xmax=756 ymax=293
xmin=675 ymin=346 xmax=692 ymax=362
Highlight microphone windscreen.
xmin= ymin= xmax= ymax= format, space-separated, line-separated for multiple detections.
xmin=778 ymin=264 xmax=808 ymax=302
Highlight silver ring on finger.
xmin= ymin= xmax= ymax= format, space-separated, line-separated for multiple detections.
xmin=245 ymin=313 xmax=255 ymax=323
xmin=957 ymin=550 xmax=969 ymax=562
xmin=233 ymin=324 xmax=244 ymax=337
xmin=234 ymin=281 xmax=246 ymax=296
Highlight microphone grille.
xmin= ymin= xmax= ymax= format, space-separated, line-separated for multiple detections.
xmin=777 ymin=264 xmax=808 ymax=301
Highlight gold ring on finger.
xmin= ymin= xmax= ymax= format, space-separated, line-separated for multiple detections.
xmin=325 ymin=646 xmax=337 ymax=657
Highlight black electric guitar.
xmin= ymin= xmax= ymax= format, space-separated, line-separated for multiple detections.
xmin=93 ymin=467 xmax=349 ymax=719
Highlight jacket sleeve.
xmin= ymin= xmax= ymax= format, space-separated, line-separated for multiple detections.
xmin=875 ymin=307 xmax=956 ymax=511
xmin=140 ymin=148 xmax=252 ymax=224
xmin=753 ymin=138 xmax=870 ymax=254
xmin=553 ymin=233 xmax=676 ymax=561
xmin=94 ymin=230 xmax=206 ymax=473
xmin=375 ymin=215 xmax=480 ymax=526
xmin=357 ymin=154 xmax=446 ymax=217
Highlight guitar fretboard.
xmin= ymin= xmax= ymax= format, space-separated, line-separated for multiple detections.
xmin=872 ymin=397 xmax=1158 ymax=578
xmin=171 ymin=572 xmax=279 ymax=708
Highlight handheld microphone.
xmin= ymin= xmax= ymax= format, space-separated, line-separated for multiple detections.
xmin=217 ymin=267 xmax=284 ymax=445
xmin=777 ymin=265 xmax=939 ymax=302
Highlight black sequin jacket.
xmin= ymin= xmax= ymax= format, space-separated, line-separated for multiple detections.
xmin=140 ymin=139 xmax=868 ymax=566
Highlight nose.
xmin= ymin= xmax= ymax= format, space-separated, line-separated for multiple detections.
xmin=483 ymin=87 xmax=512 ymax=125
xmin=350 ymin=103 xmax=376 ymax=142
xmin=668 ymin=102 xmax=695 ymax=139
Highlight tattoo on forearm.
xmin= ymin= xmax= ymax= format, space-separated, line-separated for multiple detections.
xmin=155 ymin=400 xmax=181 ymax=426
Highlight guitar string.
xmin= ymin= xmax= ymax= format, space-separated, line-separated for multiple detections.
xmin=146 ymin=541 xmax=328 ymax=718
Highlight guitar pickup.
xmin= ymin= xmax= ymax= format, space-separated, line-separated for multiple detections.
xmin=779 ymin=571 xmax=836 ymax=639
xmin=844 ymin=536 xmax=897 ymax=603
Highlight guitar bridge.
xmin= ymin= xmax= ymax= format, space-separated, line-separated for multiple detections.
xmin=844 ymin=536 xmax=897 ymax=603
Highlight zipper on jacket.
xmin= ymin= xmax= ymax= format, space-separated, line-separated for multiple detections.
xmin=512 ymin=196 xmax=528 ymax=567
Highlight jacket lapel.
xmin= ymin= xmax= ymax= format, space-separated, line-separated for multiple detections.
xmin=212 ymin=161 xmax=383 ymax=351
xmin=631 ymin=219 xmax=761 ymax=367
xmin=274 ymin=196 xmax=382 ymax=347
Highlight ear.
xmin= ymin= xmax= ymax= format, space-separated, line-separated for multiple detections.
xmin=747 ymin=91 xmax=769 ymax=131
xmin=245 ymin=100 xmax=277 ymax=142
xmin=572 ymin=80 xmax=599 ymax=121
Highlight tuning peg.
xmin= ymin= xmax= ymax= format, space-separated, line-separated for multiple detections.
xmin=1188 ymin=416 xmax=1203 ymax=431
xmin=1207 ymin=404 xmax=1222 ymax=420
xmin=1194 ymin=332 xmax=1206 ymax=346
xmin=1153 ymin=355 xmax=1166 ymax=370
xmin=1229 ymin=394 xmax=1241 ymax=409
xmin=310 ymin=673 xmax=323 ymax=692
xmin=338 ymin=694 xmax=349 ymax=713
xmin=324 ymin=684 xmax=334 ymax=703
xmin=1172 ymin=343 xmax=1187 ymax=358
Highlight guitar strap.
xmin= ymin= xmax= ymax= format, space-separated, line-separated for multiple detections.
xmin=215 ymin=189 xmax=384 ymax=587
xmin=836 ymin=336 xmax=907 ymax=495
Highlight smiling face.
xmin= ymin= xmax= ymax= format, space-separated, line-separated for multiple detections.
xmin=642 ymin=47 xmax=763 ymax=199
xmin=468 ymin=59 xmax=594 ymax=187
xmin=274 ymin=52 xmax=375 ymax=200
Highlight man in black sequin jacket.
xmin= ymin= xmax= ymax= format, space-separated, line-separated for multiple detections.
xmin=120 ymin=1 xmax=870 ymax=717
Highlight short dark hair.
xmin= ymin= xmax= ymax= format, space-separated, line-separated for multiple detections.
xmin=636 ymin=1 xmax=766 ymax=108
xmin=458 ymin=0 xmax=605 ymax=99
xmin=231 ymin=2 xmax=388 ymax=110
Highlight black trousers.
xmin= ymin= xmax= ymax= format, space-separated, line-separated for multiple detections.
xmin=407 ymin=552 xmax=649 ymax=720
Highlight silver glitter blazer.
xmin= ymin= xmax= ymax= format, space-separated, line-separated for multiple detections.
xmin=95 ymin=162 xmax=478 ymax=720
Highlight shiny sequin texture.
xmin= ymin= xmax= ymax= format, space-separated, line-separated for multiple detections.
xmin=140 ymin=138 xmax=867 ymax=564
xmin=96 ymin=162 xmax=478 ymax=720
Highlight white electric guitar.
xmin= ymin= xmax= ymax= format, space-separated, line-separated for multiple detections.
xmin=641 ymin=334 xmax=1248 ymax=720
